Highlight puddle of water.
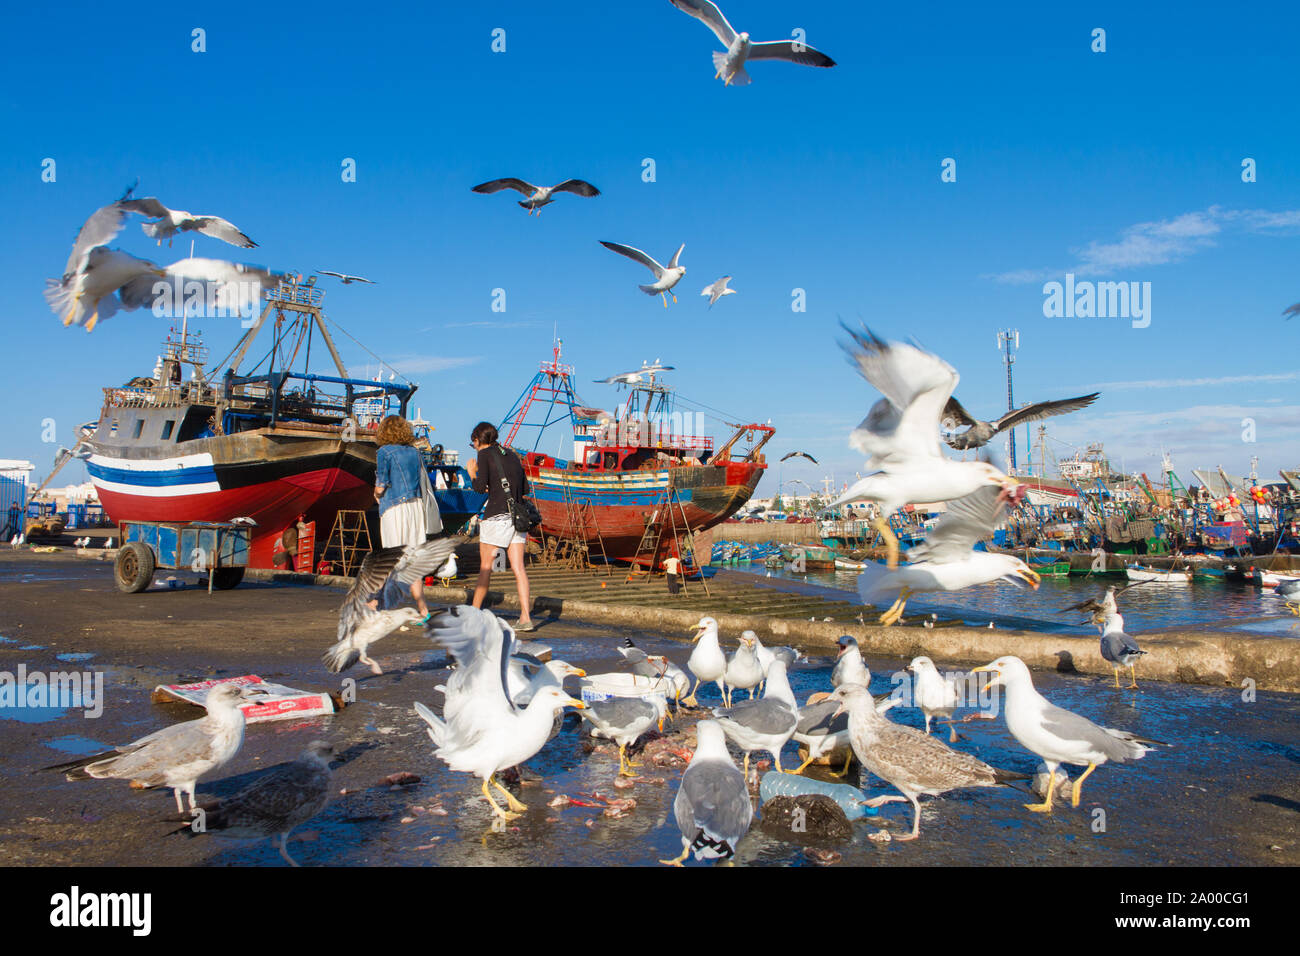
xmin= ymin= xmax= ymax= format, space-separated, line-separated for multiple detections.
xmin=0 ymin=636 xmax=16 ymax=645
xmin=19 ymin=645 xmax=45 ymax=651
xmin=44 ymin=734 xmax=111 ymax=755
xmin=55 ymin=652 xmax=96 ymax=663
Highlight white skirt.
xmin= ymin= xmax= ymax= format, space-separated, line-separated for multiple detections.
xmin=380 ymin=498 xmax=426 ymax=549
xmin=480 ymin=513 xmax=525 ymax=549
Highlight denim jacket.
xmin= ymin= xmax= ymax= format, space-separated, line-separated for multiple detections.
xmin=375 ymin=444 xmax=424 ymax=515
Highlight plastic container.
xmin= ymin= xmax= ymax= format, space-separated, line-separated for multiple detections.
xmin=579 ymin=672 xmax=670 ymax=708
xmin=759 ymin=771 xmax=881 ymax=819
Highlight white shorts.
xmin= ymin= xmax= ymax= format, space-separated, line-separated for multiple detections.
xmin=480 ymin=513 xmax=525 ymax=549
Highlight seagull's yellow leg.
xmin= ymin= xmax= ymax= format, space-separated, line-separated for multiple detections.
xmin=880 ymin=587 xmax=912 ymax=626
xmin=683 ymin=679 xmax=700 ymax=708
xmin=85 ymin=310 xmax=99 ymax=333
xmin=618 ymin=743 xmax=641 ymax=776
xmin=1113 ymin=667 xmax=1121 ymax=689
xmin=742 ymin=752 xmax=750 ymax=779
xmin=1128 ymin=665 xmax=1139 ymax=690
xmin=660 ymin=845 xmax=691 ymax=866
xmin=1025 ymin=768 xmax=1056 ymax=813
xmin=1071 ymin=762 xmax=1097 ymax=808
xmin=878 ymin=594 xmax=905 ymax=624
xmin=790 ymin=752 xmax=818 ymax=775
xmin=670 ymin=292 xmax=677 ymax=303
xmin=772 ymin=750 xmax=785 ymax=774
xmin=872 ymin=517 xmax=900 ymax=569
xmin=832 ymin=751 xmax=854 ymax=777
xmin=661 ymin=293 xmax=669 ymax=308
xmin=490 ymin=775 xmax=528 ymax=814
xmin=481 ymin=778 xmax=518 ymax=821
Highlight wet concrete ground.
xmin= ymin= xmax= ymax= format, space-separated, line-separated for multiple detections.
xmin=1 ymin=550 xmax=1297 ymax=867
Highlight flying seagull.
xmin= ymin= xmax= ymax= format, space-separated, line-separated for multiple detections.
xmin=119 ymin=196 xmax=257 ymax=248
xmin=472 ymin=178 xmax=600 ymax=215
xmin=594 ymin=361 xmax=676 ymax=386
xmin=174 ymin=740 xmax=334 ymax=867
xmin=1284 ymin=303 xmax=1300 ymax=320
xmin=600 ymin=241 xmax=686 ymax=307
xmin=779 ymin=451 xmax=818 ymax=464
xmin=941 ymin=393 xmax=1100 ymax=451
xmin=669 ymin=0 xmax=836 ymax=86
xmin=1060 ymin=581 xmax=1149 ymax=623
xmin=45 ymin=683 xmax=263 ymax=813
xmin=701 ymin=275 xmax=736 ymax=307
xmin=322 ymin=536 xmax=462 ymax=674
xmin=830 ymin=324 xmax=1019 ymax=568
xmin=318 ymin=271 xmax=374 ymax=284
xmin=971 ymin=655 xmax=1161 ymax=813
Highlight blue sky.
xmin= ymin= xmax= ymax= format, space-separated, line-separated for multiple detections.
xmin=2 ymin=0 xmax=1298 ymax=497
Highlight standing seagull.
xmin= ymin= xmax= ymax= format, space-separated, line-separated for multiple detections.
xmin=661 ymin=721 xmax=753 ymax=866
xmin=685 ymin=615 xmax=727 ymax=705
xmin=580 ymin=696 xmax=667 ymax=778
xmin=831 ymin=325 xmax=1019 ymax=567
xmin=971 ymin=656 xmax=1160 ymax=813
xmin=175 ymin=740 xmax=334 ymax=867
xmin=941 ymin=393 xmax=1100 ymax=451
xmin=669 ymin=0 xmax=836 ymax=86
xmin=907 ymin=656 xmax=962 ymax=741
xmin=711 ymin=659 xmax=800 ymax=776
xmin=45 ymin=684 xmax=262 ymax=813
xmin=723 ymin=631 xmax=764 ymax=706
xmin=831 ymin=635 xmax=869 ymax=688
xmin=701 ymin=275 xmax=736 ymax=307
xmin=322 ymin=536 xmax=462 ymax=674
xmin=600 ymin=241 xmax=686 ymax=307
xmin=472 ymin=177 xmax=600 ymax=215
xmin=832 ymin=683 xmax=1026 ymax=841
xmin=1097 ymin=610 xmax=1146 ymax=689
xmin=856 ymin=486 xmax=1040 ymax=626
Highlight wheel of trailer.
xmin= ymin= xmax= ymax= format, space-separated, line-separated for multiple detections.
xmin=115 ymin=542 xmax=155 ymax=593
xmin=211 ymin=567 xmax=245 ymax=590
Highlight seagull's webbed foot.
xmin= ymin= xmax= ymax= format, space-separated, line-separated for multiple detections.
xmin=1070 ymin=762 xmax=1097 ymax=808
xmin=660 ymin=846 xmax=690 ymax=866
xmin=790 ymin=753 xmax=818 ymax=775
xmin=863 ymin=795 xmax=906 ymax=808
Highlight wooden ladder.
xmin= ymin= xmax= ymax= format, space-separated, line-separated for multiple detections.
xmin=625 ymin=486 xmax=709 ymax=595
xmin=322 ymin=509 xmax=372 ymax=576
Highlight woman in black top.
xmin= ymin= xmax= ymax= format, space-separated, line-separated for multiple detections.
xmin=466 ymin=421 xmax=535 ymax=631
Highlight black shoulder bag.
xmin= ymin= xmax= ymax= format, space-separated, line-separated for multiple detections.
xmin=496 ymin=446 xmax=542 ymax=534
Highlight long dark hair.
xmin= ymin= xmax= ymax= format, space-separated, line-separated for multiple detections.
xmin=471 ymin=421 xmax=498 ymax=446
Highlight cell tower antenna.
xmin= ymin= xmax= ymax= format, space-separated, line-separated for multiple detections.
xmin=998 ymin=329 xmax=1020 ymax=472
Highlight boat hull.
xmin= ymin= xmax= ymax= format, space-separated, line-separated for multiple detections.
xmin=525 ymin=460 xmax=764 ymax=561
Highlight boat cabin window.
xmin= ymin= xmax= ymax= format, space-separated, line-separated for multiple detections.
xmin=109 ymin=420 xmax=118 ymax=438
xmin=161 ymin=420 xmax=175 ymax=441
xmin=131 ymin=420 xmax=144 ymax=439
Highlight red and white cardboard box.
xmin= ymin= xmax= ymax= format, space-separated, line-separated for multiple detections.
xmin=151 ymin=674 xmax=337 ymax=723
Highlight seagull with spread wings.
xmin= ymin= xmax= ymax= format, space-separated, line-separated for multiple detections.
xmin=121 ymin=196 xmax=257 ymax=248
xmin=472 ymin=177 xmax=600 ymax=215
xmin=941 ymin=392 xmax=1100 ymax=450
xmin=856 ymin=486 xmax=1040 ymax=626
xmin=318 ymin=271 xmax=374 ymax=284
xmin=600 ymin=241 xmax=686 ymax=307
xmin=322 ymin=536 xmax=462 ymax=674
xmin=780 ymin=451 xmax=818 ymax=464
xmin=669 ymin=0 xmax=836 ymax=86
xmin=701 ymin=275 xmax=736 ymax=307
xmin=830 ymin=325 xmax=1019 ymax=567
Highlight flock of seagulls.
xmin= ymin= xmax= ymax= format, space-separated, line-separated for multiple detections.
xmin=46 ymin=184 xmax=280 ymax=332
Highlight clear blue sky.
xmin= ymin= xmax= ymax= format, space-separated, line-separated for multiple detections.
xmin=2 ymin=1 xmax=1298 ymax=496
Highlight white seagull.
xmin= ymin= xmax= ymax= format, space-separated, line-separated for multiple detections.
xmin=46 ymin=683 xmax=263 ymax=813
xmin=669 ymin=0 xmax=837 ymax=86
xmin=723 ymin=631 xmax=764 ymax=706
xmin=317 ymin=271 xmax=374 ymax=284
xmin=831 ymin=634 xmax=868 ymax=688
xmin=856 ymin=486 xmax=1041 ymax=625
xmin=711 ymin=659 xmax=800 ymax=776
xmin=122 ymin=196 xmax=257 ymax=248
xmin=322 ymin=536 xmax=461 ymax=674
xmin=831 ymin=325 xmax=1019 ymax=567
xmin=600 ymin=241 xmax=686 ymax=307
xmin=701 ymin=275 xmax=736 ymax=307
xmin=685 ymin=615 xmax=727 ymax=705
xmin=1097 ymin=610 xmax=1147 ymax=690
xmin=906 ymin=656 xmax=963 ymax=741
xmin=471 ymin=177 xmax=600 ymax=215
xmin=971 ymin=656 xmax=1162 ymax=813
xmin=661 ymin=720 xmax=753 ymax=866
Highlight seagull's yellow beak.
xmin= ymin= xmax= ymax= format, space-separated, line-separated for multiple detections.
xmin=565 ymin=697 xmax=586 ymax=710
xmin=970 ymin=664 xmax=1002 ymax=687
xmin=570 ymin=666 xmax=587 ymax=678
xmin=690 ymin=627 xmax=704 ymax=643
xmin=1016 ymin=567 xmax=1042 ymax=589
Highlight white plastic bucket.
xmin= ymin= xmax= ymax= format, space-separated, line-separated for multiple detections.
xmin=579 ymin=672 xmax=669 ymax=708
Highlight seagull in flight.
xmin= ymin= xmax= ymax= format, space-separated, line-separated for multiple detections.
xmin=701 ymin=275 xmax=736 ymax=307
xmin=780 ymin=451 xmax=818 ymax=464
xmin=600 ymin=241 xmax=687 ymax=307
xmin=472 ymin=177 xmax=600 ymax=215
xmin=669 ymin=0 xmax=837 ymax=86
xmin=121 ymin=197 xmax=257 ymax=248
xmin=318 ymin=271 xmax=375 ymax=284
xmin=941 ymin=393 xmax=1100 ymax=450
xmin=594 ymin=361 xmax=677 ymax=386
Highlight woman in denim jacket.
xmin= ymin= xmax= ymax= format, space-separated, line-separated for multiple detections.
xmin=373 ymin=415 xmax=432 ymax=620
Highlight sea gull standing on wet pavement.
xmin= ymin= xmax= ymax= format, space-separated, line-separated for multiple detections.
xmin=175 ymin=740 xmax=333 ymax=867
xmin=685 ymin=615 xmax=727 ymax=706
xmin=45 ymin=683 xmax=263 ymax=813
xmin=472 ymin=177 xmax=600 ymax=215
xmin=830 ymin=325 xmax=1020 ymax=568
xmin=661 ymin=720 xmax=753 ymax=866
xmin=668 ymin=0 xmax=836 ymax=86
xmin=906 ymin=656 xmax=963 ymax=741
xmin=580 ymin=696 xmax=667 ymax=777
xmin=701 ymin=275 xmax=736 ymax=307
xmin=723 ymin=631 xmax=764 ymax=706
xmin=856 ymin=486 xmax=1040 ymax=626
xmin=712 ymin=659 xmax=799 ymax=776
xmin=600 ymin=241 xmax=686 ymax=307
xmin=1096 ymin=610 xmax=1146 ymax=689
xmin=971 ymin=655 xmax=1161 ymax=813
xmin=322 ymin=536 xmax=462 ymax=674
xmin=940 ymin=393 xmax=1100 ymax=451
xmin=831 ymin=635 xmax=868 ymax=688
xmin=831 ymin=683 xmax=1026 ymax=841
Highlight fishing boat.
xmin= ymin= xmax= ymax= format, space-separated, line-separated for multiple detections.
xmin=1125 ymin=564 xmax=1192 ymax=584
xmin=74 ymin=278 xmax=468 ymax=569
xmin=499 ymin=345 xmax=773 ymax=565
